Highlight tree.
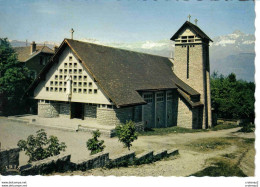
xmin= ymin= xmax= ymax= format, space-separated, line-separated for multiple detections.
xmin=17 ymin=129 xmax=66 ymax=162
xmin=0 ymin=38 xmax=33 ymax=115
xmin=115 ymin=121 xmax=138 ymax=150
xmin=86 ymin=130 xmax=105 ymax=155
xmin=211 ymin=71 xmax=255 ymax=122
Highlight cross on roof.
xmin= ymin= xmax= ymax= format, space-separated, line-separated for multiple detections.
xmin=70 ymin=28 xmax=74 ymax=40
xmin=188 ymin=14 xmax=191 ymax=22
xmin=194 ymin=19 xmax=198 ymax=25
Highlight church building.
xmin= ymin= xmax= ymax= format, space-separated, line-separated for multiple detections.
xmin=26 ymin=20 xmax=213 ymax=130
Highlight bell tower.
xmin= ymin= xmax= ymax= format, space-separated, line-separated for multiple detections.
xmin=171 ymin=19 xmax=213 ymax=129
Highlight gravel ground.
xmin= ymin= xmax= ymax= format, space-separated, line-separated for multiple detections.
xmin=0 ymin=117 xmax=255 ymax=176
xmin=0 ymin=118 xmax=130 ymax=165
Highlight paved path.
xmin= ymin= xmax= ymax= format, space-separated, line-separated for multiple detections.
xmin=0 ymin=118 xmax=128 ymax=165
xmin=8 ymin=115 xmax=115 ymax=132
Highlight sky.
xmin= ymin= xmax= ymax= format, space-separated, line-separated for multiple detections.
xmin=0 ymin=0 xmax=256 ymax=43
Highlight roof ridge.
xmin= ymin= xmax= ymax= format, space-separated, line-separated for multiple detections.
xmin=65 ymin=38 xmax=170 ymax=59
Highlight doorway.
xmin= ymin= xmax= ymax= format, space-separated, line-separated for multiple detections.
xmin=71 ymin=102 xmax=84 ymax=120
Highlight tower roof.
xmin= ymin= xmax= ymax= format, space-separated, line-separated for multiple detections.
xmin=170 ymin=21 xmax=213 ymax=42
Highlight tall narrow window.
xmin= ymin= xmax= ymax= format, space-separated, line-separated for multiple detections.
xmin=187 ymin=45 xmax=190 ymax=79
xmin=40 ymin=56 xmax=43 ymax=65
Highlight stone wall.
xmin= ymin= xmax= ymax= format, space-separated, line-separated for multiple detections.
xmin=20 ymin=154 xmax=71 ymax=175
xmin=174 ymin=44 xmax=204 ymax=103
xmin=17 ymin=148 xmax=179 ymax=175
xmin=84 ymin=104 xmax=97 ymax=119
xmin=176 ymin=96 xmax=192 ymax=128
xmin=174 ymin=42 xmax=212 ymax=129
xmin=153 ymin=150 xmax=167 ymax=161
xmin=109 ymin=151 xmax=135 ymax=164
xmin=136 ymin=151 xmax=153 ymax=163
xmin=75 ymin=152 xmax=109 ymax=171
xmin=135 ymin=122 xmax=144 ymax=132
xmin=97 ymin=107 xmax=134 ymax=126
xmin=204 ymin=45 xmax=212 ymax=128
xmin=38 ymin=102 xmax=60 ymax=118
xmin=0 ymin=147 xmax=20 ymax=171
xmin=59 ymin=103 xmax=70 ymax=118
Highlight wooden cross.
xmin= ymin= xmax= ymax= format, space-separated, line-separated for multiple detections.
xmin=194 ymin=19 xmax=198 ymax=25
xmin=188 ymin=14 xmax=191 ymax=22
xmin=70 ymin=28 xmax=74 ymax=40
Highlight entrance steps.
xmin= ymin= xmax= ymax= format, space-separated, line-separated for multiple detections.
xmin=7 ymin=115 xmax=116 ymax=137
xmin=78 ymin=125 xmax=116 ymax=138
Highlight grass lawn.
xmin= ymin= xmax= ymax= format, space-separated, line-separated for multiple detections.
xmin=138 ymin=124 xmax=238 ymax=136
xmin=211 ymin=124 xmax=238 ymax=131
xmin=189 ymin=137 xmax=255 ymax=177
xmin=185 ymin=137 xmax=233 ymax=152
xmin=138 ymin=126 xmax=208 ymax=136
xmin=190 ymin=160 xmax=247 ymax=177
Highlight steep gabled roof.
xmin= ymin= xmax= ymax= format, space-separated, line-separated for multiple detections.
xmin=170 ymin=21 xmax=213 ymax=42
xmin=14 ymin=46 xmax=54 ymax=62
xmin=27 ymin=39 xmax=200 ymax=107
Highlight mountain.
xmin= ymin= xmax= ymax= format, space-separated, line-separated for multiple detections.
xmin=80 ymin=38 xmax=174 ymax=58
xmin=212 ymin=53 xmax=255 ymax=82
xmin=9 ymin=40 xmax=58 ymax=49
xmin=9 ymin=30 xmax=255 ymax=82
xmin=210 ymin=30 xmax=255 ymax=82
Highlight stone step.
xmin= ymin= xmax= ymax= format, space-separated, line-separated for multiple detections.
xmin=7 ymin=117 xmax=30 ymax=124
xmin=7 ymin=116 xmax=116 ymax=137
xmin=78 ymin=125 xmax=116 ymax=138
xmin=29 ymin=122 xmax=78 ymax=132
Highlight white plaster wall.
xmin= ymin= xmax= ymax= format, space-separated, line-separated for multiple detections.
xmin=34 ymin=46 xmax=111 ymax=104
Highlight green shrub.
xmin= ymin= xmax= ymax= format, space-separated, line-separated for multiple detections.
xmin=238 ymin=124 xmax=254 ymax=133
xmin=17 ymin=129 xmax=66 ymax=163
xmin=86 ymin=130 xmax=105 ymax=155
xmin=115 ymin=121 xmax=138 ymax=150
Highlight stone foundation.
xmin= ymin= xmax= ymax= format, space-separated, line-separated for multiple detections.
xmin=97 ymin=107 xmax=134 ymax=126
xmin=38 ymin=102 xmax=60 ymax=118
xmin=84 ymin=104 xmax=97 ymax=119
xmin=176 ymin=96 xmax=192 ymax=128
xmin=59 ymin=103 xmax=70 ymax=118
xmin=135 ymin=122 xmax=144 ymax=132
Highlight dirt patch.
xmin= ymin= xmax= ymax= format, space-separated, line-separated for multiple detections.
xmin=185 ymin=138 xmax=232 ymax=152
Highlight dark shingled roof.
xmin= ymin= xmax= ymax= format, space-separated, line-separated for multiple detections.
xmin=27 ymin=39 xmax=200 ymax=107
xmin=170 ymin=21 xmax=213 ymax=42
xmin=178 ymin=89 xmax=203 ymax=108
xmin=14 ymin=46 xmax=54 ymax=62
